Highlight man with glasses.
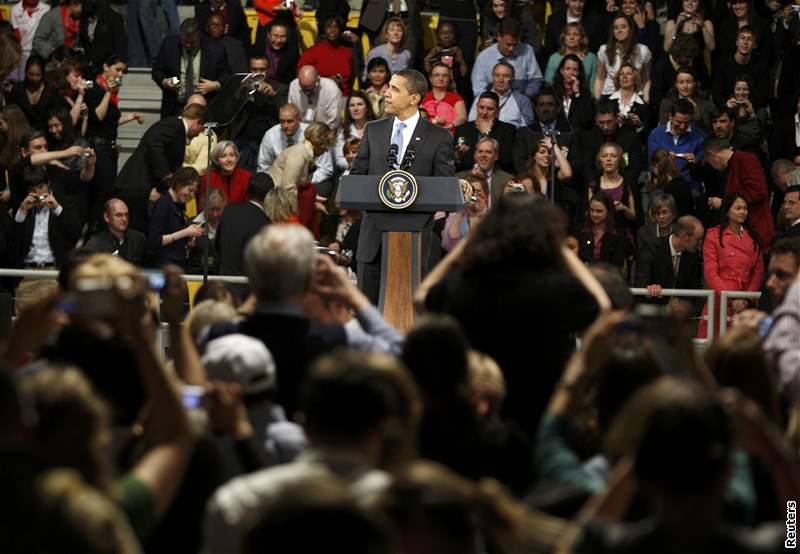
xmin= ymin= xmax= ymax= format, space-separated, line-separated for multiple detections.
xmin=288 ymin=65 xmax=343 ymax=131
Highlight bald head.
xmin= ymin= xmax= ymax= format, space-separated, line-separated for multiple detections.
xmin=298 ymin=66 xmax=318 ymax=90
xmin=104 ymin=198 xmax=129 ymax=236
xmin=279 ymin=103 xmax=301 ymax=137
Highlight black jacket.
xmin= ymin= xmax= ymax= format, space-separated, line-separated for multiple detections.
xmin=579 ymin=125 xmax=644 ymax=188
xmin=151 ymin=36 xmax=231 ymax=118
xmin=634 ymin=235 xmax=703 ymax=300
xmin=453 ymin=119 xmax=516 ymax=174
xmin=114 ymin=117 xmax=187 ymax=233
xmin=578 ymin=229 xmax=631 ymax=269
xmin=11 ymin=195 xmax=82 ymax=267
xmin=78 ymin=1 xmax=127 ymax=78
xmin=84 ymin=227 xmax=146 ymax=265
xmin=216 ymin=201 xmax=270 ymax=276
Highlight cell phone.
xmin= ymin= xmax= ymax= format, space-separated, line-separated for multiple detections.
xmin=181 ymin=385 xmax=205 ymax=409
xmin=315 ymin=246 xmax=338 ymax=262
xmin=673 ymin=152 xmax=686 ymax=159
xmin=511 ymin=183 xmax=525 ymax=193
xmin=170 ymin=76 xmax=180 ymax=87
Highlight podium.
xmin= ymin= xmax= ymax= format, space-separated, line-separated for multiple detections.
xmin=337 ymin=173 xmax=464 ymax=330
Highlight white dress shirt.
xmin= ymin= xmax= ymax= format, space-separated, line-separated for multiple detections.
xmin=391 ymin=110 xmax=420 ymax=164
xmin=15 ymin=204 xmax=62 ymax=264
xmin=256 ymin=122 xmax=334 ymax=184
xmin=287 ymin=77 xmax=343 ymax=131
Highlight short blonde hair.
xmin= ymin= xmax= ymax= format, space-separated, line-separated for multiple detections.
xmin=186 ymin=299 xmax=238 ymax=340
xmin=304 ymin=122 xmax=336 ymax=151
xmin=264 ymin=187 xmax=299 ymax=223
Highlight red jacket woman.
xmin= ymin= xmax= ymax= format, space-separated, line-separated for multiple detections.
xmin=198 ymin=141 xmax=251 ymax=209
xmin=698 ymin=193 xmax=764 ymax=338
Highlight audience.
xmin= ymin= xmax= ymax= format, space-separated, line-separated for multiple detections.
xmin=0 ymin=5 xmax=799 ymax=552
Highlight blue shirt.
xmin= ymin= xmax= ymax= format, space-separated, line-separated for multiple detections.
xmin=647 ymin=122 xmax=706 ymax=193
xmin=467 ymin=89 xmax=533 ymax=128
xmin=471 ymin=42 xmax=543 ymax=98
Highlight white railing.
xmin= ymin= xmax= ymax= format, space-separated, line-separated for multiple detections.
xmin=718 ymin=290 xmax=763 ymax=338
xmin=629 ymin=288 xmax=716 ymax=347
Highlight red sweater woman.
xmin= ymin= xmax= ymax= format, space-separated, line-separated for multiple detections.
xmin=698 ymin=193 xmax=764 ymax=338
xmin=297 ymin=16 xmax=354 ymax=96
xmin=198 ymin=141 xmax=251 ymax=209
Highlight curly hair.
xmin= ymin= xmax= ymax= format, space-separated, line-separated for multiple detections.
xmin=459 ymin=194 xmax=567 ymax=272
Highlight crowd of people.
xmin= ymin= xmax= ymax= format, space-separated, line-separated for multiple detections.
xmin=1 ymin=0 xmax=800 ymax=552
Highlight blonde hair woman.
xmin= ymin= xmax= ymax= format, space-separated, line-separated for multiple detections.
xmin=267 ymin=122 xmax=335 ymax=191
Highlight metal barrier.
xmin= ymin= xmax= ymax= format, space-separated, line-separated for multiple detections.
xmin=629 ymin=288 xmax=716 ymax=348
xmin=0 ymin=268 xmax=249 ymax=284
xmin=718 ymin=291 xmax=762 ymax=338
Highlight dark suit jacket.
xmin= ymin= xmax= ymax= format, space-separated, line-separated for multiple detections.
xmin=227 ymin=78 xmax=288 ymax=142
xmin=454 ymin=120 xmax=516 ymax=174
xmin=578 ymin=229 xmax=630 ymax=269
xmin=769 ymin=115 xmax=800 ymax=164
xmin=634 ymin=235 xmax=702 ymax=295
xmin=216 ymin=201 xmax=271 ymax=276
xmin=772 ymin=222 xmax=800 ymax=246
xmin=84 ymin=227 xmax=146 ymax=265
xmin=78 ymin=5 xmax=126 ymax=78
xmin=195 ymin=0 xmax=251 ymax=48
xmin=151 ymin=36 xmax=231 ymax=118
xmin=11 ymin=196 xmax=81 ymax=267
xmin=207 ymin=304 xmax=347 ymax=416
xmin=114 ymin=117 xmax=187 ymax=233
xmin=456 ymin=168 xmax=513 ymax=207
xmin=350 ymin=115 xmax=455 ymax=263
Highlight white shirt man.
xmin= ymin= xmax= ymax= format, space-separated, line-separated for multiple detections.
xmin=288 ymin=67 xmax=343 ymax=131
xmin=256 ymin=122 xmax=333 ymax=184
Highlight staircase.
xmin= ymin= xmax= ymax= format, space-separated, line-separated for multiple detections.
xmin=117 ymin=67 xmax=163 ymax=170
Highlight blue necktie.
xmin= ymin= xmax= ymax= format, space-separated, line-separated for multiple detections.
xmin=391 ymin=121 xmax=405 ymax=168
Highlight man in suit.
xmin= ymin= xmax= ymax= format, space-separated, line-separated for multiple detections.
xmin=84 ymin=199 xmax=146 ymax=265
xmin=456 ymin=137 xmax=512 ymax=207
xmin=774 ymin=185 xmax=800 ymax=245
xmin=216 ymin=172 xmax=272 ymax=279
xmin=114 ymin=103 xmax=205 ymax=233
xmin=702 ymin=137 xmax=775 ymax=247
xmin=454 ymin=91 xmax=516 ymax=174
xmin=11 ymin=166 xmax=81 ymax=268
xmin=635 ymin=215 xmax=704 ymax=303
xmin=151 ymin=17 xmax=231 ymax=118
xmin=350 ymin=68 xmax=455 ymax=304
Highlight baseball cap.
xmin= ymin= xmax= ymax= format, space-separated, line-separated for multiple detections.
xmin=201 ymin=334 xmax=276 ymax=395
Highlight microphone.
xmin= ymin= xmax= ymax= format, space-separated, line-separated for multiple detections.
xmin=387 ymin=144 xmax=399 ymax=169
xmin=400 ymin=145 xmax=415 ymax=170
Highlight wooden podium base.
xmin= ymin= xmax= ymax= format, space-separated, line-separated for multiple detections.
xmin=379 ymin=231 xmax=421 ymax=332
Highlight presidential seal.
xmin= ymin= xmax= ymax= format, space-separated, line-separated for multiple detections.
xmin=378 ymin=170 xmax=419 ymax=210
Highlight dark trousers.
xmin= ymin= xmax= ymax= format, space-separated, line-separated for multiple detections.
xmin=357 ymin=259 xmax=382 ymax=306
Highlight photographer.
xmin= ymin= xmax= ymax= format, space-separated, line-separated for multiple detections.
xmin=442 ymin=175 xmax=488 ymax=252
xmin=11 ymin=165 xmax=81 ymax=268
xmin=85 ymin=55 xmax=144 ymax=228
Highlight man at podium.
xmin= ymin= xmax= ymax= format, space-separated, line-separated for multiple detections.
xmin=350 ymin=68 xmax=455 ymax=304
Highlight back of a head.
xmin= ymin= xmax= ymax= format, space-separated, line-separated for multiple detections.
xmin=459 ymin=194 xmax=566 ymax=272
xmin=243 ymin=224 xmax=314 ymax=303
xmin=246 ymin=172 xmax=275 ymax=203
xmin=186 ymin=299 xmax=238 ymax=340
xmin=299 ymin=351 xmax=421 ymax=463
xmin=608 ymin=377 xmax=731 ymax=497
xmin=589 ymin=263 xmax=634 ymax=312
xmin=242 ymin=474 xmax=392 ymax=554
xmin=402 ymin=315 xmax=470 ymax=399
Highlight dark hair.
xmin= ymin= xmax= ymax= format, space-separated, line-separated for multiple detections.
xmin=553 ymin=54 xmax=589 ymax=97
xmin=46 ymin=107 xmax=76 ymax=148
xmin=180 ymin=17 xmax=201 ymax=39
xmin=24 ymin=54 xmax=45 ymax=76
xmin=23 ymin=165 xmax=49 ymax=188
xmin=730 ymin=73 xmax=756 ymax=105
xmin=365 ymin=57 xmax=390 ymax=88
xmin=771 ymin=236 xmax=800 ymax=267
xmin=670 ymin=98 xmax=694 ymax=117
xmin=402 ymin=315 xmax=469 ymax=398
xmin=709 ymin=106 xmax=737 ymax=123
xmin=170 ymin=167 xmax=201 ymax=191
xmin=785 ymin=184 xmax=800 ymax=197
xmin=596 ymin=99 xmax=620 ymax=116
xmin=533 ymin=84 xmax=558 ymax=106
xmin=476 ymin=91 xmax=500 ymax=106
xmin=585 ymin=190 xmax=617 ymax=235
xmin=394 ymin=68 xmax=428 ymax=99
xmin=492 ymin=60 xmax=515 ymax=77
xmin=102 ymin=54 xmax=127 ymax=70
xmin=459 ymin=194 xmax=567 ymax=271
xmin=717 ymin=192 xmax=761 ymax=249
xmin=606 ymin=15 xmax=637 ymax=68
xmin=666 ymin=66 xmax=707 ymax=102
xmin=589 ymin=263 xmax=634 ymax=311
xmin=247 ymin=172 xmax=274 ymax=202
xmin=735 ymin=24 xmax=757 ymax=44
xmin=701 ymin=136 xmax=731 ymax=153
xmin=20 ymin=129 xmax=47 ymax=151
xmin=497 ymin=17 xmax=521 ymax=39
xmin=343 ymin=90 xmax=376 ymax=129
